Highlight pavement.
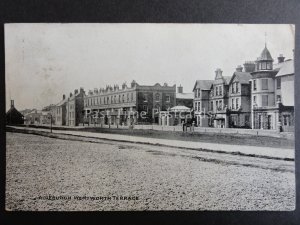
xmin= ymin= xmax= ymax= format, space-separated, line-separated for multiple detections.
xmin=7 ymin=126 xmax=295 ymax=160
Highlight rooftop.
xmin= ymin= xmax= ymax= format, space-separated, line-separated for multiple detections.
xmin=193 ymin=80 xmax=214 ymax=91
xmin=276 ymin=59 xmax=294 ymax=77
xmin=176 ymin=92 xmax=194 ymax=99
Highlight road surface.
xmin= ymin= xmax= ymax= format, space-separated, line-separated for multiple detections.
xmin=6 ymin=132 xmax=295 ymax=211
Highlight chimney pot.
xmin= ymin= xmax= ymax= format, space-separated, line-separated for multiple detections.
xmin=177 ymin=85 xmax=183 ymax=93
xmin=63 ymin=94 xmax=65 ymax=100
xmin=278 ymin=54 xmax=285 ymax=63
xmin=243 ymin=61 xmax=256 ymax=73
xmin=236 ymin=65 xmax=243 ymax=72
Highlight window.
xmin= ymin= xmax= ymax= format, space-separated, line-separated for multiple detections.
xmin=236 ymin=82 xmax=239 ymax=93
xmin=198 ymin=102 xmax=201 ymax=111
xmin=131 ymin=93 xmax=133 ymax=101
xmin=277 ymin=95 xmax=281 ymax=102
xmin=210 ymin=101 xmax=213 ymax=111
xmin=283 ymin=115 xmax=290 ymax=126
xmin=215 ymin=87 xmax=218 ymax=96
xmin=166 ymin=95 xmax=170 ymax=102
xmin=219 ymin=86 xmax=222 ymax=96
xmin=261 ymin=62 xmax=266 ymax=70
xmin=232 ymin=98 xmax=235 ymax=109
xmin=236 ymin=98 xmax=239 ymax=109
xmin=127 ymin=93 xmax=129 ymax=102
xmin=143 ymin=93 xmax=148 ymax=102
xmin=267 ymin=62 xmax=272 ymax=70
xmin=253 ymin=80 xmax=257 ymax=91
xmin=107 ymin=96 xmax=109 ymax=104
xmin=232 ymin=84 xmax=235 ymax=93
xmin=277 ymin=78 xmax=281 ymax=89
xmin=262 ymin=79 xmax=268 ymax=90
xmin=198 ymin=89 xmax=201 ymax=98
xmin=262 ymin=95 xmax=268 ymax=106
xmin=219 ymin=100 xmax=222 ymax=109
xmin=194 ymin=91 xmax=197 ymax=98
xmin=114 ymin=96 xmax=116 ymax=104
xmin=155 ymin=93 xmax=160 ymax=101
xmin=122 ymin=94 xmax=125 ymax=103
xmin=215 ymin=101 xmax=218 ymax=110
xmin=143 ymin=105 xmax=148 ymax=112
xmin=253 ymin=96 xmax=256 ymax=103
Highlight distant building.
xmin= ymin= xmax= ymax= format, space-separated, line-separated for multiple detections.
xmin=41 ymin=104 xmax=57 ymax=125
xmin=55 ymin=94 xmax=67 ymax=126
xmin=24 ymin=109 xmax=42 ymax=125
xmin=6 ymin=100 xmax=24 ymax=125
xmin=175 ymin=85 xmax=194 ymax=109
xmin=66 ymin=88 xmax=85 ymax=126
xmin=83 ymin=81 xmax=176 ymax=125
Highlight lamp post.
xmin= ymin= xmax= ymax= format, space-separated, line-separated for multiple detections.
xmin=48 ymin=113 xmax=53 ymax=133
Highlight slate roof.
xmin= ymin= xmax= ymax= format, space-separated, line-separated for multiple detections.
xmin=193 ymin=80 xmax=214 ymax=91
xmin=223 ymin=76 xmax=232 ymax=85
xmin=176 ymin=92 xmax=194 ymax=99
xmin=229 ymin=72 xmax=252 ymax=84
xmin=258 ymin=46 xmax=273 ymax=61
xmin=56 ymin=98 xmax=68 ymax=107
xmin=276 ymin=59 xmax=294 ymax=77
xmin=170 ymin=105 xmax=191 ymax=111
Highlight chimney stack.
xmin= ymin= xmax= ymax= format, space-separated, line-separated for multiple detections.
xmin=63 ymin=94 xmax=66 ymax=100
xmin=177 ymin=85 xmax=183 ymax=93
xmin=11 ymin=100 xmax=14 ymax=108
xmin=278 ymin=54 xmax=285 ymax=63
xmin=236 ymin=65 xmax=243 ymax=72
xmin=70 ymin=92 xmax=73 ymax=97
xmin=74 ymin=89 xmax=78 ymax=95
xmin=215 ymin=68 xmax=223 ymax=79
xmin=243 ymin=61 xmax=256 ymax=73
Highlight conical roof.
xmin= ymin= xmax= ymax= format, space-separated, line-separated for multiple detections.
xmin=258 ymin=46 xmax=273 ymax=61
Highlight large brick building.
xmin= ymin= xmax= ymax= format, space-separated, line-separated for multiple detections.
xmin=83 ymin=81 xmax=176 ymax=125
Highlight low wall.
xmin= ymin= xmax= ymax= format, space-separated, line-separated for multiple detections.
xmin=15 ymin=123 xmax=293 ymax=139
xmin=133 ymin=124 xmax=290 ymax=138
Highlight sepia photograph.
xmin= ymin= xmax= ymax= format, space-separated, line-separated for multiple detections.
xmin=5 ymin=23 xmax=295 ymax=211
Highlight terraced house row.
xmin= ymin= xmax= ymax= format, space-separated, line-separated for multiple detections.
xmin=193 ymin=46 xmax=295 ymax=131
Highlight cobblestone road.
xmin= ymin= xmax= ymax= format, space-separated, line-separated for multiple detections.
xmin=6 ymin=132 xmax=295 ymax=211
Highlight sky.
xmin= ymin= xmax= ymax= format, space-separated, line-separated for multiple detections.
xmin=5 ymin=23 xmax=295 ymax=110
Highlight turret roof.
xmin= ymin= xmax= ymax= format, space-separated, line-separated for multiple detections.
xmin=258 ymin=46 xmax=273 ymax=61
